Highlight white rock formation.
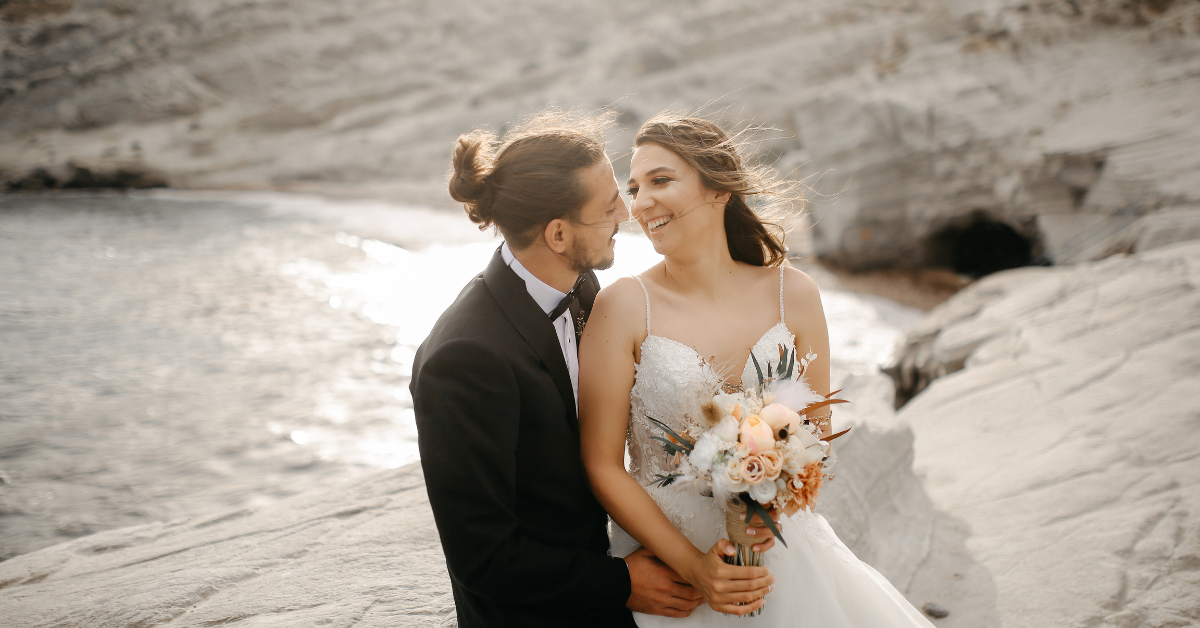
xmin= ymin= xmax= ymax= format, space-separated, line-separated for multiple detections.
xmin=0 ymin=464 xmax=459 ymax=627
xmin=898 ymin=240 xmax=1200 ymax=627
xmin=2 ymin=0 xmax=1197 ymax=267
xmin=0 ymin=374 xmax=965 ymax=627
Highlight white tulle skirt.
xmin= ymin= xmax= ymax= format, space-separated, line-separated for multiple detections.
xmin=609 ymin=488 xmax=934 ymax=627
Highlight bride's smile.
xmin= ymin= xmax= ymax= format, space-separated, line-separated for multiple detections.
xmin=645 ymin=215 xmax=672 ymax=233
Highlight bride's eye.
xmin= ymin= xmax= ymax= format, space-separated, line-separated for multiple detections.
xmin=652 ymin=177 xmax=671 ymax=186
xmin=626 ymin=186 xmax=639 ymax=197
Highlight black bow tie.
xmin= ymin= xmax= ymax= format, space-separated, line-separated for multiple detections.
xmin=548 ymin=274 xmax=587 ymax=321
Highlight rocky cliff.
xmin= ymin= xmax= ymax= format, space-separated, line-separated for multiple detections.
xmin=896 ymin=240 xmax=1200 ymax=627
xmin=3 ymin=0 xmax=1198 ymax=270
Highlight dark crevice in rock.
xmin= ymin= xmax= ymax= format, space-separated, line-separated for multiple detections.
xmin=924 ymin=210 xmax=1037 ymax=278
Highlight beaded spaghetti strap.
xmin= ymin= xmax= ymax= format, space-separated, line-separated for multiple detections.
xmin=633 ymin=275 xmax=652 ymax=335
xmin=778 ymin=266 xmax=786 ymax=322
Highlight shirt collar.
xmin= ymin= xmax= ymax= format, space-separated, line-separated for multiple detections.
xmin=501 ymin=241 xmax=567 ymax=316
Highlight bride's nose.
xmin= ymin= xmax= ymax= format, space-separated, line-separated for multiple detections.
xmin=631 ymin=193 xmax=653 ymax=222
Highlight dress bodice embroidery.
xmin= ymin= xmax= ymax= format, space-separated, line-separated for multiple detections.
xmin=627 ymin=268 xmax=794 ymax=532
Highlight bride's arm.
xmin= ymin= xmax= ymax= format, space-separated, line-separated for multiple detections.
xmin=782 ymin=267 xmax=832 ymax=437
xmin=578 ymin=279 xmax=775 ymax=617
xmin=781 ymin=268 xmax=833 ymax=518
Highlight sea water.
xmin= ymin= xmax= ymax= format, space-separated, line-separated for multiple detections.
xmin=0 ymin=190 xmax=920 ymax=561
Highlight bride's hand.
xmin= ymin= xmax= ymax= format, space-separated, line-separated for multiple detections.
xmin=742 ymin=507 xmax=782 ymax=553
xmin=683 ymin=539 xmax=775 ymax=617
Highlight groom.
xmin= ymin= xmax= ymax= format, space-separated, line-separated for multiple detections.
xmin=410 ymin=117 xmax=702 ymax=627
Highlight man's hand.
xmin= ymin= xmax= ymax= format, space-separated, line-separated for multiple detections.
xmin=624 ymin=547 xmax=704 ymax=618
xmin=742 ymin=507 xmax=782 ymax=553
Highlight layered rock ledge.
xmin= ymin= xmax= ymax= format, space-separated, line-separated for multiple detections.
xmin=898 ymin=240 xmax=1200 ymax=627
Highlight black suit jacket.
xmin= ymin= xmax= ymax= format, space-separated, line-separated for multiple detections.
xmin=410 ymin=247 xmax=634 ymax=628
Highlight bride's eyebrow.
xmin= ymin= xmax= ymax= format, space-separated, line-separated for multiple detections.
xmin=628 ymin=167 xmax=677 ymax=185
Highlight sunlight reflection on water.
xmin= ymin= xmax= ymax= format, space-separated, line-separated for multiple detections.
xmin=294 ymin=229 xmax=916 ymax=471
xmin=284 ymin=232 xmax=664 ymax=470
xmin=0 ymin=191 xmax=920 ymax=559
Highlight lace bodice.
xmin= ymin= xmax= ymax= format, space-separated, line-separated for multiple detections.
xmin=626 ymin=269 xmax=795 ymax=532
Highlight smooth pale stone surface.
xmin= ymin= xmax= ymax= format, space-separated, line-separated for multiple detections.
xmin=0 ymin=465 xmax=457 ymax=627
xmin=899 ymin=240 xmax=1200 ymax=628
xmin=0 ymin=377 xmax=976 ymax=627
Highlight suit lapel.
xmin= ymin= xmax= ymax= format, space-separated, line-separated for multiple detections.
xmin=482 ymin=247 xmax=579 ymax=429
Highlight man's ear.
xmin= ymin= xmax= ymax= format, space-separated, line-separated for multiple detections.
xmin=543 ymin=218 xmax=569 ymax=255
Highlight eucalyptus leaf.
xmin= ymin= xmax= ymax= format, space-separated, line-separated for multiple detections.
xmin=654 ymin=473 xmax=681 ymax=487
xmin=751 ymin=352 xmax=764 ymax=390
xmin=646 ymin=415 xmax=695 ymax=451
xmin=650 ymin=436 xmax=687 ymax=456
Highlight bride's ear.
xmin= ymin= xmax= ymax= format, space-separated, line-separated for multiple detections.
xmin=710 ymin=189 xmax=731 ymax=207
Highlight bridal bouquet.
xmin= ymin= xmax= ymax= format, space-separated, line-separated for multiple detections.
xmin=647 ymin=344 xmax=848 ymax=612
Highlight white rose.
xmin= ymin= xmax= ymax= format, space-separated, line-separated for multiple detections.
xmin=748 ymin=477 xmax=778 ymax=504
xmin=785 ymin=432 xmax=825 ymax=466
xmin=712 ymin=416 xmax=740 ymax=442
xmin=712 ymin=392 xmax=745 ymax=417
xmin=789 ymin=428 xmax=820 ymax=450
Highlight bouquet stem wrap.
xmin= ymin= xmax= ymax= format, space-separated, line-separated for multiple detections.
xmin=723 ymin=498 xmax=765 ymax=617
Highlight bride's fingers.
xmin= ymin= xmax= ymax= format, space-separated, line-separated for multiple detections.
xmin=751 ymin=535 xmax=775 ymax=553
xmin=711 ymin=538 xmax=738 ymax=558
xmin=717 ymin=573 xmax=774 ymax=594
xmin=713 ymin=596 xmax=767 ymax=617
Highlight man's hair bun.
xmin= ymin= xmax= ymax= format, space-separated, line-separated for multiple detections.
xmin=448 ymin=131 xmax=496 ymax=225
xmin=445 ymin=109 xmax=611 ymax=247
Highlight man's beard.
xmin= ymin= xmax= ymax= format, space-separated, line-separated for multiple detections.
xmin=567 ymin=228 xmax=617 ymax=273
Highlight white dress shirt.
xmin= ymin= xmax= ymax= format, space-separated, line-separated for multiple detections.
xmin=500 ymin=242 xmax=579 ymax=407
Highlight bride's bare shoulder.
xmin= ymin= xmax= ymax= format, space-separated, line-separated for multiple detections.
xmin=780 ymin=265 xmax=826 ymax=325
xmin=781 ymin=265 xmax=820 ymax=295
xmin=588 ymin=276 xmax=652 ymax=338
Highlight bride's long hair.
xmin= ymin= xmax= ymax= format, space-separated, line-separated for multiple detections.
xmin=634 ymin=115 xmax=803 ymax=268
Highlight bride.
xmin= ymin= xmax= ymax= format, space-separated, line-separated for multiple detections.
xmin=578 ymin=115 xmax=936 ymax=626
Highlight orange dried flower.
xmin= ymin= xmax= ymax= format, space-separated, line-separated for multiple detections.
xmin=788 ymin=461 xmax=825 ymax=511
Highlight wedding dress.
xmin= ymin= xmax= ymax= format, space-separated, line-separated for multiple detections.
xmin=609 ymin=269 xmax=935 ymax=627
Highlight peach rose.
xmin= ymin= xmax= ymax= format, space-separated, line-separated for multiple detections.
xmin=758 ymin=449 xmax=784 ymax=481
xmin=739 ymin=415 xmax=775 ymax=454
xmin=760 ymin=403 xmax=801 ymax=440
xmin=739 ymin=454 xmax=767 ymax=485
